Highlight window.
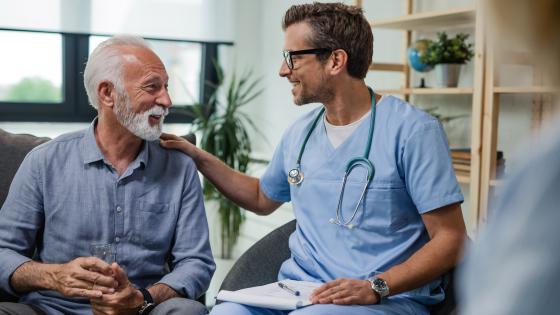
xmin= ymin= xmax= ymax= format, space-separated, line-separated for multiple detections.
xmin=0 ymin=31 xmax=63 ymax=103
xmin=89 ymin=36 xmax=202 ymax=107
xmin=0 ymin=28 xmax=231 ymax=123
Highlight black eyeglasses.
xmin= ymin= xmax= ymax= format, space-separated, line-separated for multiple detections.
xmin=282 ymin=48 xmax=332 ymax=70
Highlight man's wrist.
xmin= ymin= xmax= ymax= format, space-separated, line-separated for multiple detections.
xmin=137 ymin=287 xmax=157 ymax=314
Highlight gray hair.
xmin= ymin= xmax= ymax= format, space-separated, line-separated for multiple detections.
xmin=83 ymin=35 xmax=152 ymax=109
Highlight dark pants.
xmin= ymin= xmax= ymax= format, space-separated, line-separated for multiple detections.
xmin=0 ymin=298 xmax=207 ymax=315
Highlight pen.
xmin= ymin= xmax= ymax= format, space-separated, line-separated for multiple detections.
xmin=278 ymin=282 xmax=300 ymax=296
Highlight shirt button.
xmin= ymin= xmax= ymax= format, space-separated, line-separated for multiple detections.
xmin=115 ymin=237 xmax=120 ymax=243
xmin=116 ymin=206 xmax=122 ymax=213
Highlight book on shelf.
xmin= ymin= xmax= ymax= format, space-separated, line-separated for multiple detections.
xmin=453 ymin=163 xmax=470 ymax=172
xmin=452 ymin=160 xmax=506 ymax=179
xmin=450 ymin=148 xmax=504 ymax=161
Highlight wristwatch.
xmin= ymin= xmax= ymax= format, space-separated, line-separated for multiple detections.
xmin=138 ymin=288 xmax=156 ymax=315
xmin=367 ymin=276 xmax=390 ymax=302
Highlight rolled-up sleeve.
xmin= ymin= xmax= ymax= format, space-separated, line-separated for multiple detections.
xmin=156 ymin=163 xmax=215 ymax=299
xmin=0 ymin=150 xmax=44 ymax=296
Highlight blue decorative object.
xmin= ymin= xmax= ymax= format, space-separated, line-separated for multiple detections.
xmin=408 ymin=39 xmax=433 ymax=73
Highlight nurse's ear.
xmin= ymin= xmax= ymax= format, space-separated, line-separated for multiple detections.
xmin=326 ymin=49 xmax=348 ymax=76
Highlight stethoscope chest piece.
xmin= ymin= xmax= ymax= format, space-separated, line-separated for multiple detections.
xmin=288 ymin=168 xmax=304 ymax=185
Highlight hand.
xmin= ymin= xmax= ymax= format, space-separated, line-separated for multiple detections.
xmin=160 ymin=133 xmax=197 ymax=158
xmin=50 ymin=257 xmax=117 ymax=299
xmin=310 ymin=278 xmax=378 ymax=305
xmin=90 ymin=263 xmax=143 ymax=315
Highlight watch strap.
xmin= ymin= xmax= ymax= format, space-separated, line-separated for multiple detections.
xmin=138 ymin=288 xmax=156 ymax=315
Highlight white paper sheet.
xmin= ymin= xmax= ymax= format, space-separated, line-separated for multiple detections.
xmin=216 ymin=280 xmax=323 ymax=310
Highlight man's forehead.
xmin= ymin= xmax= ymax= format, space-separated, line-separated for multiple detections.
xmin=117 ymin=46 xmax=168 ymax=81
xmin=284 ymin=22 xmax=313 ymax=50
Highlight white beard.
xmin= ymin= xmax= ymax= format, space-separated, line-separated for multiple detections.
xmin=114 ymin=94 xmax=169 ymax=141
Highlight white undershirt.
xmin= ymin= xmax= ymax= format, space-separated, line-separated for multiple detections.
xmin=323 ymin=96 xmax=382 ymax=149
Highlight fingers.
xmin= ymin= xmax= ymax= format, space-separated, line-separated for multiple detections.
xmin=310 ymin=279 xmax=372 ymax=305
xmin=91 ymin=302 xmax=117 ymax=315
xmin=160 ymin=132 xmax=181 ymax=141
xmin=79 ymin=257 xmax=113 ymax=275
xmin=54 ymin=258 xmax=118 ymax=298
xmin=65 ymin=286 xmax=104 ymax=299
xmin=111 ymin=263 xmax=128 ymax=286
xmin=90 ymin=282 xmax=141 ymax=310
xmin=75 ymin=270 xmax=117 ymax=291
xmin=310 ymin=280 xmax=339 ymax=300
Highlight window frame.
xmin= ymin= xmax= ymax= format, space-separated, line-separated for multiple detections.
xmin=0 ymin=28 xmax=231 ymax=123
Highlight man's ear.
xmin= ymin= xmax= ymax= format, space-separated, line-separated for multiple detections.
xmin=97 ymin=81 xmax=116 ymax=109
xmin=328 ymin=49 xmax=348 ymax=75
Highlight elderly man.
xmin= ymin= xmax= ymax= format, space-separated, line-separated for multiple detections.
xmin=0 ymin=35 xmax=214 ymax=315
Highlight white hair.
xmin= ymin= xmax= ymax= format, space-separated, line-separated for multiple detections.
xmin=83 ymin=34 xmax=152 ymax=109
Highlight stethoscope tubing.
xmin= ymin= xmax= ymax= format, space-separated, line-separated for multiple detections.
xmin=288 ymin=87 xmax=378 ymax=229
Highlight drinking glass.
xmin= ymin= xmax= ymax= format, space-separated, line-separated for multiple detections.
xmin=90 ymin=244 xmax=115 ymax=263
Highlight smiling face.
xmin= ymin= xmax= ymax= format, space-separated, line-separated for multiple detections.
xmin=279 ymin=22 xmax=334 ymax=105
xmin=114 ymin=46 xmax=172 ymax=140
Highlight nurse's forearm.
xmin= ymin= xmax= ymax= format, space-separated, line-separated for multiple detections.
xmin=377 ymin=204 xmax=466 ymax=296
xmin=192 ymin=146 xmax=282 ymax=215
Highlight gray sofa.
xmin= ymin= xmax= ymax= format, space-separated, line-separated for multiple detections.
xmin=0 ymin=128 xmax=50 ymax=301
xmin=0 ymin=129 xmax=50 ymax=209
xmin=220 ymin=220 xmax=459 ymax=315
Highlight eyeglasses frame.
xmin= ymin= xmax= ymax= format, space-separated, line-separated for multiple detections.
xmin=282 ymin=48 xmax=333 ymax=70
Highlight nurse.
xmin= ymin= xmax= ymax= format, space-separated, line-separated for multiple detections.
xmin=161 ymin=2 xmax=466 ymax=314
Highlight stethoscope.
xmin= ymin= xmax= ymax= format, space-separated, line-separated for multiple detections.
xmin=287 ymin=87 xmax=376 ymax=229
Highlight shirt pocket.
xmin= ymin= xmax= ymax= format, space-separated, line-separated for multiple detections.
xmin=360 ymin=184 xmax=416 ymax=233
xmin=133 ymin=200 xmax=175 ymax=249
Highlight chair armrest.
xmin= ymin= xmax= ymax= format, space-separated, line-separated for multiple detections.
xmin=219 ymin=220 xmax=296 ymax=292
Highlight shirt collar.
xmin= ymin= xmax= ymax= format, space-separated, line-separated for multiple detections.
xmin=82 ymin=118 xmax=150 ymax=169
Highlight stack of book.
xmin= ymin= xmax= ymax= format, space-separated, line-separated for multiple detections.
xmin=450 ymin=148 xmax=505 ymax=179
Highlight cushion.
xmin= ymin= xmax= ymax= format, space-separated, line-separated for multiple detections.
xmin=0 ymin=129 xmax=50 ymax=207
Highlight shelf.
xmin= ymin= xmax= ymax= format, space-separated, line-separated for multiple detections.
xmin=370 ymin=7 xmax=476 ymax=30
xmin=456 ymin=174 xmax=470 ymax=184
xmin=378 ymin=88 xmax=474 ymax=95
xmin=369 ymin=62 xmax=406 ymax=72
xmin=493 ymin=86 xmax=558 ymax=94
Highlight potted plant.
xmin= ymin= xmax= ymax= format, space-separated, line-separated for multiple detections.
xmin=190 ymin=65 xmax=264 ymax=260
xmin=421 ymin=32 xmax=474 ymax=87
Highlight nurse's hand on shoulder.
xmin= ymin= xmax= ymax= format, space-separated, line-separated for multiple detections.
xmin=160 ymin=133 xmax=198 ymax=159
xmin=310 ymin=278 xmax=378 ymax=305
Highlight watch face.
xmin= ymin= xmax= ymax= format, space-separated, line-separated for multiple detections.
xmin=373 ymin=278 xmax=387 ymax=290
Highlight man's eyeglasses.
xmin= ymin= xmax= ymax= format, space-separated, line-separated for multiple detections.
xmin=282 ymin=48 xmax=332 ymax=70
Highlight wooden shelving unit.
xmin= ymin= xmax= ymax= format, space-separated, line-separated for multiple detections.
xmin=478 ymin=44 xmax=558 ymax=223
xmin=371 ymin=7 xmax=476 ymax=30
xmin=493 ymin=86 xmax=558 ymax=94
xmin=378 ymin=88 xmax=474 ymax=95
xmin=357 ymin=1 xmax=486 ymax=234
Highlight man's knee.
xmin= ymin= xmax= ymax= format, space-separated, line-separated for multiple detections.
xmin=150 ymin=297 xmax=208 ymax=315
xmin=0 ymin=302 xmax=45 ymax=315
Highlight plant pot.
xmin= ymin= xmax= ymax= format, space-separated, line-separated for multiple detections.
xmin=435 ymin=63 xmax=462 ymax=87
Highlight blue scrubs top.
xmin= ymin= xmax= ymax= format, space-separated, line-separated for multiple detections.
xmin=260 ymin=95 xmax=464 ymax=305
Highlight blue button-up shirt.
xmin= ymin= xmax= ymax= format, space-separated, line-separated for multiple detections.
xmin=0 ymin=121 xmax=215 ymax=314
